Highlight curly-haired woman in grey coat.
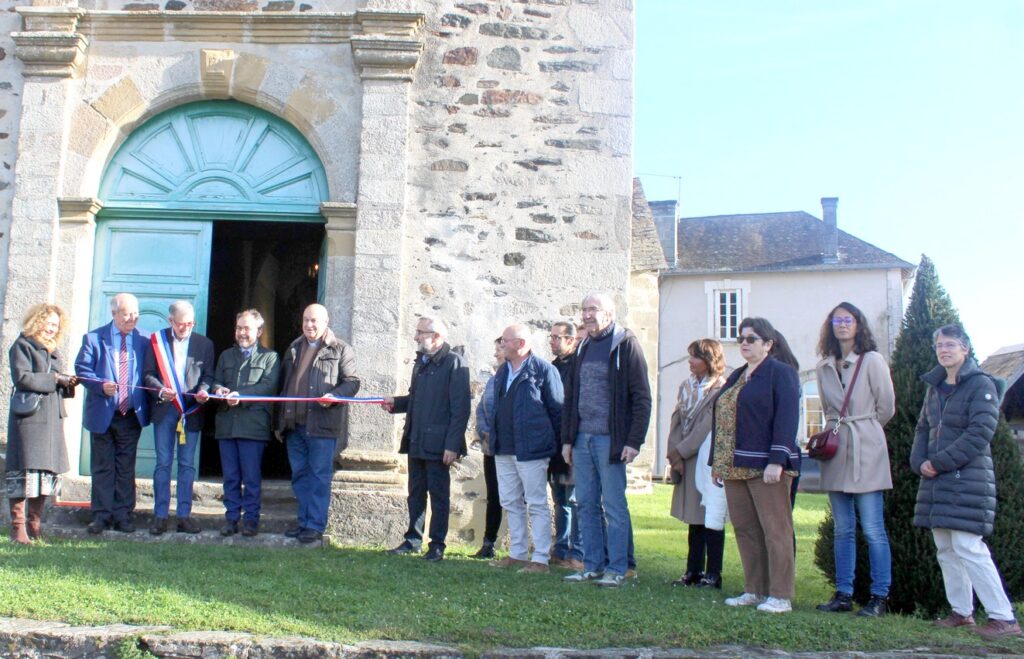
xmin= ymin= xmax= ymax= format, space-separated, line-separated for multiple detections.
xmin=911 ymin=324 xmax=1020 ymax=640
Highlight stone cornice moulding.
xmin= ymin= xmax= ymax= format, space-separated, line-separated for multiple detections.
xmin=350 ymin=37 xmax=423 ymax=81
xmin=15 ymin=7 xmax=424 ymax=44
xmin=12 ymin=31 xmax=89 ymax=78
xmin=58 ymin=197 xmax=103 ymax=225
xmin=321 ymin=202 xmax=357 ymax=232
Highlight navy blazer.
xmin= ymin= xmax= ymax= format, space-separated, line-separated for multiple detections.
xmin=489 ymin=353 xmax=563 ymax=462
xmin=75 ymin=321 xmax=151 ymax=433
xmin=712 ymin=356 xmax=801 ymax=472
xmin=143 ymin=328 xmax=216 ymax=431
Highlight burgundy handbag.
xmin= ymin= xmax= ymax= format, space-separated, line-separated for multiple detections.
xmin=807 ymin=354 xmax=864 ymax=461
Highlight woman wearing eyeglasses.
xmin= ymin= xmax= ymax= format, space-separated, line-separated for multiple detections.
xmin=813 ymin=302 xmax=895 ymax=617
xmin=911 ymin=324 xmax=1020 ymax=639
xmin=711 ymin=317 xmax=800 ymax=613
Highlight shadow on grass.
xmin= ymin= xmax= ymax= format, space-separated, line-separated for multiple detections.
xmin=1 ymin=487 xmax=1021 ymax=655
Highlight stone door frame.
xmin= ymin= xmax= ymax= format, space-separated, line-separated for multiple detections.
xmin=4 ymin=7 xmax=426 ymax=472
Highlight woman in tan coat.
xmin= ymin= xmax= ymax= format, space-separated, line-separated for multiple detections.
xmin=813 ymin=302 xmax=895 ymax=618
xmin=667 ymin=339 xmax=727 ymax=588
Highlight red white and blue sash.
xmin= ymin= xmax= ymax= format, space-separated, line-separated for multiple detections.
xmin=150 ymin=329 xmax=200 ymax=417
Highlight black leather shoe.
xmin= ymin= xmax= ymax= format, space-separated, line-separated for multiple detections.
xmin=671 ymin=570 xmax=703 ymax=587
xmin=423 ymin=546 xmax=444 ymax=562
xmin=241 ymin=521 xmax=259 ymax=537
xmin=817 ymin=591 xmax=853 ymax=612
xmin=386 ymin=541 xmax=419 ymax=555
xmin=696 ymin=572 xmax=722 ymax=589
xmin=177 ymin=517 xmax=201 ymax=534
xmin=284 ymin=526 xmax=303 ymax=538
xmin=857 ymin=595 xmax=888 ymax=617
xmin=150 ymin=518 xmax=169 ymax=536
xmin=297 ymin=529 xmax=323 ymax=544
xmin=471 ymin=543 xmax=495 ymax=559
xmin=221 ymin=521 xmax=239 ymax=536
xmin=86 ymin=520 xmax=106 ymax=535
xmin=114 ymin=520 xmax=136 ymax=533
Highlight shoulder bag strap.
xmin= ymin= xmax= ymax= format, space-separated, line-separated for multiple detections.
xmin=836 ymin=354 xmax=865 ymax=423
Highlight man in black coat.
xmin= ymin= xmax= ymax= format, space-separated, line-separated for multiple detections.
xmin=382 ymin=315 xmax=471 ymax=562
xmin=142 ymin=300 xmax=215 ymax=535
xmin=561 ymin=293 xmax=651 ymax=587
xmin=547 ymin=321 xmax=584 ymax=570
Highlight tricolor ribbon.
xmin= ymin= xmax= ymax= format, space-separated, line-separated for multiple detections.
xmin=150 ymin=329 xmax=201 ymax=418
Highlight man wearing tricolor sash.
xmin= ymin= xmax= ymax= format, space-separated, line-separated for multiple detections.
xmin=142 ymin=300 xmax=216 ymax=535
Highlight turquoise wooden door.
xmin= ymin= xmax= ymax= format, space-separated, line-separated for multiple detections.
xmin=79 ymin=219 xmax=212 ymax=476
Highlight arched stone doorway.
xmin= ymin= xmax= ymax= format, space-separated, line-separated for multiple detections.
xmin=81 ymin=99 xmax=329 ymax=479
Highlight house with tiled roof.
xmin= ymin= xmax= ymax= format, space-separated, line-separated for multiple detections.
xmin=981 ymin=345 xmax=1024 ymax=446
xmin=650 ymin=198 xmax=914 ymax=475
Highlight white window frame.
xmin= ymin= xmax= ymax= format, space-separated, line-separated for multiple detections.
xmin=704 ymin=279 xmax=750 ymax=341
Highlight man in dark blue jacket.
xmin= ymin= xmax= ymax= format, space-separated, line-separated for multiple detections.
xmin=487 ymin=323 xmax=563 ymax=574
xmin=383 ymin=315 xmax=471 ymax=562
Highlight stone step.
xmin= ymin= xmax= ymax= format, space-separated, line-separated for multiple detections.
xmin=39 ymin=523 xmax=328 ymax=548
xmin=59 ymin=476 xmax=300 ymax=508
xmin=44 ymin=500 xmax=301 ymax=533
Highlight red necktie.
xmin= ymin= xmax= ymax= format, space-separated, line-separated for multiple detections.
xmin=118 ymin=333 xmax=130 ymax=414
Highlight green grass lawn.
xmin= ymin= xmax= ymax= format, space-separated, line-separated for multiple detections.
xmin=2 ymin=485 xmax=1022 ymax=654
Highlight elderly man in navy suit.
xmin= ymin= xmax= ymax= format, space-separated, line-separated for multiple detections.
xmin=143 ymin=300 xmax=216 ymax=535
xmin=75 ymin=293 xmax=152 ymax=535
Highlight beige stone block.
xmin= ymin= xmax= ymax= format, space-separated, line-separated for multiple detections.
xmin=285 ymin=75 xmax=337 ymax=129
xmin=91 ymin=76 xmax=145 ymax=125
xmin=67 ymin=103 xmax=111 ymax=159
xmin=229 ymin=53 xmax=269 ymax=104
xmin=327 ymin=229 xmax=355 ymax=257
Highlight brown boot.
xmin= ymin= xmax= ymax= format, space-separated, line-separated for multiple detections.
xmin=27 ymin=496 xmax=46 ymax=540
xmin=9 ymin=498 xmax=31 ymax=545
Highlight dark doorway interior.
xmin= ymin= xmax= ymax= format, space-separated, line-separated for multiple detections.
xmin=199 ymin=220 xmax=325 ymax=479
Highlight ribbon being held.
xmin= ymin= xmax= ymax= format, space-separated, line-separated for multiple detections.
xmin=74 ymin=375 xmax=385 ymax=405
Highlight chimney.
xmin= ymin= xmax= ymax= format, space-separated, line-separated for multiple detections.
xmin=648 ymin=200 xmax=678 ymax=267
xmin=821 ymin=197 xmax=838 ymax=264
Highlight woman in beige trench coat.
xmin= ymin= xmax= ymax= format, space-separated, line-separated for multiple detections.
xmin=666 ymin=338 xmax=727 ymax=588
xmin=813 ymin=302 xmax=895 ymax=618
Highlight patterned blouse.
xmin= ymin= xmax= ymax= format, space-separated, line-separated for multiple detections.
xmin=712 ymin=378 xmax=762 ymax=481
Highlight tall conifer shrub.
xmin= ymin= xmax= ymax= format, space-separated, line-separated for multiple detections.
xmin=813 ymin=255 xmax=1024 ymax=616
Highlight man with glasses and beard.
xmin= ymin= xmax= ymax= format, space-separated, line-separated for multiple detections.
xmin=382 ymin=315 xmax=470 ymax=562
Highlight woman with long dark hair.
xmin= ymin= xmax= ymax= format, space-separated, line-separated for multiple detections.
xmin=813 ymin=302 xmax=895 ymax=617
xmin=711 ymin=317 xmax=800 ymax=613
xmin=6 ymin=303 xmax=77 ymax=545
xmin=667 ymin=338 xmax=728 ymax=588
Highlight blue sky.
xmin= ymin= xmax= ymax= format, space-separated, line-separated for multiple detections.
xmin=635 ymin=1 xmax=1023 ymax=360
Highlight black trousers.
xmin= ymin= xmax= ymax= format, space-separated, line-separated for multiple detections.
xmin=90 ymin=413 xmax=142 ymax=525
xmin=686 ymin=524 xmax=726 ymax=575
xmin=404 ymin=456 xmax=451 ymax=551
xmin=482 ymin=454 xmax=503 ymax=544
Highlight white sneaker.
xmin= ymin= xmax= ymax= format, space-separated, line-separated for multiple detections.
xmin=725 ymin=592 xmax=765 ymax=607
xmin=756 ymin=597 xmax=792 ymax=613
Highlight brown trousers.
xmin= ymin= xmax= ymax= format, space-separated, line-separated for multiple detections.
xmin=725 ymin=475 xmax=795 ymax=599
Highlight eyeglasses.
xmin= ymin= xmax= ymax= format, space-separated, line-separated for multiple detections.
xmin=414 ymin=329 xmax=435 ymax=337
xmin=935 ymin=341 xmax=962 ymax=351
xmin=738 ymin=335 xmax=763 ymax=344
xmin=171 ymin=320 xmax=195 ymax=329
xmin=831 ymin=317 xmax=855 ymax=326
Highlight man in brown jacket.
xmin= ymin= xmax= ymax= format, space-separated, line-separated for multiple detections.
xmin=276 ymin=304 xmax=360 ymax=544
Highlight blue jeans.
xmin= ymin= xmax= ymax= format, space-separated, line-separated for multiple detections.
xmin=286 ymin=426 xmax=337 ymax=534
xmin=829 ymin=490 xmax=892 ymax=597
xmin=220 ymin=438 xmax=267 ymax=523
xmin=152 ymin=412 xmax=200 ymax=519
xmin=551 ymin=481 xmax=583 ymax=561
xmin=574 ymin=433 xmax=631 ymax=575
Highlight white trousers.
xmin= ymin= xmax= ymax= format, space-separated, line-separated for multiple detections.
xmin=932 ymin=528 xmax=1014 ymax=621
xmin=495 ymin=455 xmax=551 ymax=564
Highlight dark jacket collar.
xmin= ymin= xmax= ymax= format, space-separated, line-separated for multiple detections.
xmin=921 ymin=357 xmax=983 ymax=387
xmin=416 ymin=342 xmax=452 ymax=365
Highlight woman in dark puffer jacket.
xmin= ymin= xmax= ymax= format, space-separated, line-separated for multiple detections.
xmin=911 ymin=324 xmax=1020 ymax=640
